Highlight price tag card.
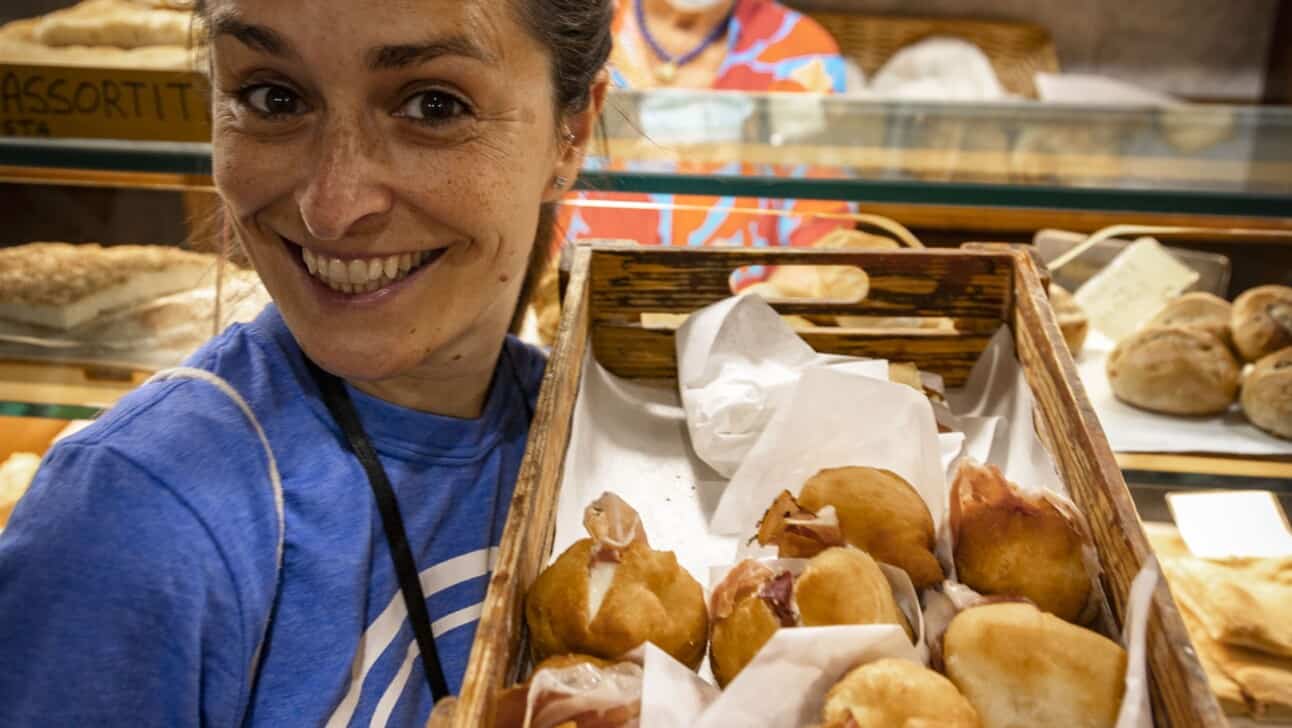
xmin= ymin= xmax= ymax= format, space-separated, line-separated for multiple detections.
xmin=1074 ymin=237 xmax=1200 ymax=342
xmin=1168 ymin=490 xmax=1292 ymax=560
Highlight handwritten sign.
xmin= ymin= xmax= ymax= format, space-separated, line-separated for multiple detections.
xmin=1073 ymin=237 xmax=1200 ymax=342
xmin=0 ymin=64 xmax=211 ymax=142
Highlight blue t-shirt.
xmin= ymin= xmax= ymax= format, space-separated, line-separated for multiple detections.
xmin=0 ymin=306 xmax=546 ymax=727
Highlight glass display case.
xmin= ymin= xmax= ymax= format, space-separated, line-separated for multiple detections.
xmin=5 ymin=90 xmax=1292 ymax=217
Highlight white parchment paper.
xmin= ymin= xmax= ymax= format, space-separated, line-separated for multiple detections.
xmin=677 ymin=294 xmax=890 ymax=478
xmin=694 ymin=626 xmax=919 ymax=728
xmin=710 ymin=367 xmax=946 ymax=536
xmin=547 ymin=296 xmax=1153 ymax=727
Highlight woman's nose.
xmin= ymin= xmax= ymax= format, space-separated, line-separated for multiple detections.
xmin=296 ymin=119 xmax=393 ymax=241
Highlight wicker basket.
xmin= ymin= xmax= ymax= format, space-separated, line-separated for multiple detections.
xmin=809 ymin=13 xmax=1060 ymax=99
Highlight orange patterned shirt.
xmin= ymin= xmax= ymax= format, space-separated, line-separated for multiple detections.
xmin=562 ymin=0 xmax=853 ymax=289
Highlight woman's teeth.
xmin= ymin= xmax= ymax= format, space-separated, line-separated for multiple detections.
xmin=301 ymin=249 xmax=432 ymax=294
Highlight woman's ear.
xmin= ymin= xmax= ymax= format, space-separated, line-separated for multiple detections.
xmin=545 ymin=69 xmax=611 ymax=202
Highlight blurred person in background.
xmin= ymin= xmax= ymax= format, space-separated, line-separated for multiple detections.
xmin=556 ymin=0 xmax=854 ymax=292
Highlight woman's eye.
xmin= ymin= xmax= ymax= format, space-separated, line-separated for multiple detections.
xmin=397 ymin=90 xmax=469 ymax=124
xmin=240 ymin=84 xmax=303 ymax=117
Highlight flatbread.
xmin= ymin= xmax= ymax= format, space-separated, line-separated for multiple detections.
xmin=1162 ymin=554 xmax=1292 ymax=660
xmin=1180 ymin=601 xmax=1292 ymax=722
xmin=0 ymin=243 xmax=216 ymax=330
xmin=33 ymin=0 xmax=194 ymax=49
xmin=1178 ymin=602 xmax=1255 ymax=716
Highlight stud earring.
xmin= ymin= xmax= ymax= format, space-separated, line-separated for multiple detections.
xmin=562 ymin=129 xmax=576 ymax=145
xmin=553 ymin=176 xmax=570 ymax=190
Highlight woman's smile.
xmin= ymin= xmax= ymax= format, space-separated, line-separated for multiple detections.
xmin=280 ymin=234 xmax=449 ymax=299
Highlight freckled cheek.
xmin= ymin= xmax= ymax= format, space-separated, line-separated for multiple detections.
xmin=212 ymin=133 xmax=298 ymax=221
xmin=407 ymin=165 xmax=543 ymax=274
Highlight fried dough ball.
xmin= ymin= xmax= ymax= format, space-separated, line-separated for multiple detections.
xmin=798 ymin=467 xmax=943 ymax=589
xmin=796 ymin=547 xmax=910 ymax=639
xmin=943 ymin=602 xmax=1127 ymax=728
xmin=756 ymin=489 xmax=845 ymax=559
xmin=820 ymin=658 xmax=981 ymax=728
xmin=949 ymin=460 xmax=1094 ymax=624
xmin=525 ymin=494 xmax=708 ymax=669
xmin=708 ymin=548 xmax=909 ymax=687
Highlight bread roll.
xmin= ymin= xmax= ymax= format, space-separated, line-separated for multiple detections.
xmin=1232 ymin=285 xmax=1292 ymax=362
xmin=820 ymin=658 xmax=981 ymax=728
xmin=1106 ymin=326 xmax=1240 ymax=415
xmin=949 ymin=460 xmax=1094 ymax=624
xmin=525 ymin=495 xmax=708 ymax=669
xmin=943 ymin=602 xmax=1127 ymax=728
xmin=1147 ymin=292 xmax=1232 ymax=347
xmin=1241 ymin=347 xmax=1292 ymax=440
xmin=798 ymin=467 xmax=943 ymax=589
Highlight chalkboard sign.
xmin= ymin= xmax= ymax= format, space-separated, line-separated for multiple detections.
xmin=0 ymin=64 xmax=211 ymax=142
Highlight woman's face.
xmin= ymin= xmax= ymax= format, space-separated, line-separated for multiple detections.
xmin=208 ymin=0 xmax=572 ymax=383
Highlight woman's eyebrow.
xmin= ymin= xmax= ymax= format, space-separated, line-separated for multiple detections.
xmin=210 ymin=14 xmax=296 ymax=58
xmin=368 ymin=36 xmax=498 ymax=71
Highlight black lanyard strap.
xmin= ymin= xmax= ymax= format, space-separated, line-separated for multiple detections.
xmin=304 ymin=358 xmax=450 ymax=702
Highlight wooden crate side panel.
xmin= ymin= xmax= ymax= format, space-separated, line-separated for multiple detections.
xmin=1010 ymin=254 xmax=1222 ymax=728
xmin=592 ymin=324 xmax=994 ymax=386
xmin=455 ymin=248 xmax=594 ymax=728
xmin=588 ymin=248 xmax=1013 ymax=328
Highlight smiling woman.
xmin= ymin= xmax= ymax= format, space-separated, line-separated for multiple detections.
xmin=0 ymin=1 xmax=612 ymax=727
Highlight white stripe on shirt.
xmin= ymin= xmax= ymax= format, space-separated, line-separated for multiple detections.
xmin=369 ymin=641 xmax=420 ymax=728
xmin=367 ymin=604 xmax=485 ymax=728
xmin=326 ymin=547 xmax=498 ymax=728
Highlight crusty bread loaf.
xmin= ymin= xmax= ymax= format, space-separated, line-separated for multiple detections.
xmin=943 ymin=602 xmax=1127 ymax=728
xmin=1242 ymin=347 xmax=1292 ymax=440
xmin=1106 ymin=326 xmax=1240 ymax=415
xmin=1147 ymin=292 xmax=1233 ymax=348
xmin=1232 ymin=285 xmax=1292 ymax=362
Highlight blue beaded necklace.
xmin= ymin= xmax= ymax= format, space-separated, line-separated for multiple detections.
xmin=634 ymin=0 xmax=736 ymax=84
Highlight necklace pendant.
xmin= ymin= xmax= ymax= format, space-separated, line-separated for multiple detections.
xmin=655 ymin=62 xmax=677 ymax=84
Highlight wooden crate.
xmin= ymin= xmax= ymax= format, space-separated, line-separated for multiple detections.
xmin=455 ymin=245 xmax=1221 ymax=728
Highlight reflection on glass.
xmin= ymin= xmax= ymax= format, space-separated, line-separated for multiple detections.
xmin=594 ymin=89 xmax=1292 ymax=194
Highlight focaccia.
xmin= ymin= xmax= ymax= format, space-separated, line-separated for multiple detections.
xmin=33 ymin=0 xmax=193 ymax=49
xmin=0 ymin=243 xmax=215 ymax=330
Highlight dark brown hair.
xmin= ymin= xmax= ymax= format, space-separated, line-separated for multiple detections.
xmin=193 ymin=0 xmax=614 ymax=331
